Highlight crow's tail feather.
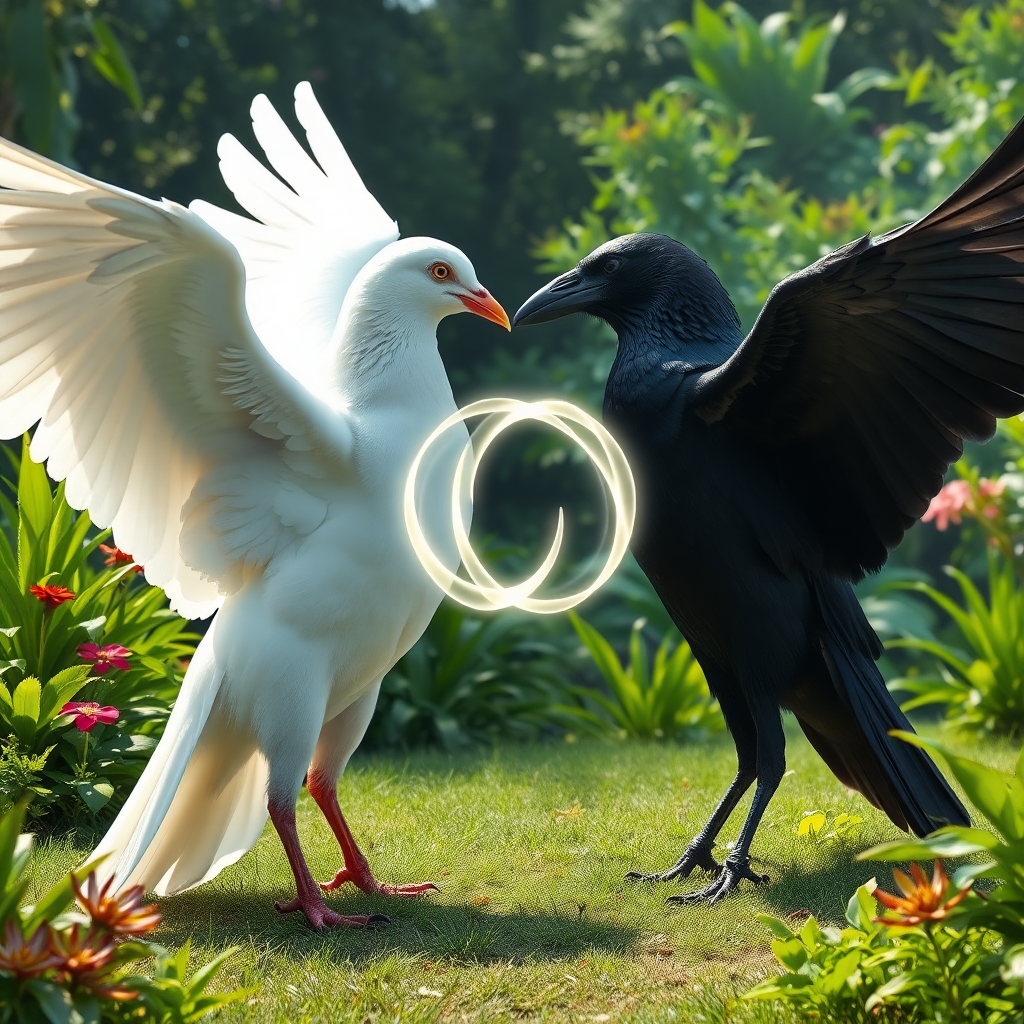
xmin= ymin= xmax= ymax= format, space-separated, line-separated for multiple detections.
xmin=802 ymin=578 xmax=969 ymax=837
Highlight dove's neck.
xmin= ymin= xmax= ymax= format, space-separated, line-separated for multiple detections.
xmin=331 ymin=301 xmax=450 ymax=411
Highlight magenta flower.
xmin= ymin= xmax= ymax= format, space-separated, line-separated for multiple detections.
xmin=77 ymin=643 xmax=131 ymax=675
xmin=59 ymin=702 xmax=119 ymax=732
xmin=922 ymin=480 xmax=971 ymax=531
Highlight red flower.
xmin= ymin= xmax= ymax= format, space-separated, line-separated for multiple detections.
xmin=59 ymin=702 xmax=119 ymax=732
xmin=29 ymin=583 xmax=75 ymax=610
xmin=71 ymin=873 xmax=160 ymax=936
xmin=0 ymin=920 xmax=60 ymax=978
xmin=871 ymin=861 xmax=973 ymax=927
xmin=77 ymin=643 xmax=132 ymax=674
xmin=99 ymin=544 xmax=143 ymax=573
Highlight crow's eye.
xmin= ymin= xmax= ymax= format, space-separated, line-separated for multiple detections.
xmin=430 ymin=262 xmax=453 ymax=281
xmin=604 ymin=257 xmax=622 ymax=275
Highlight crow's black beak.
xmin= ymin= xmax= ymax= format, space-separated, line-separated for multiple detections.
xmin=513 ymin=270 xmax=602 ymax=327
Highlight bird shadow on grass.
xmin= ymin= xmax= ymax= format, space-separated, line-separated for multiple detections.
xmin=743 ymin=845 xmax=878 ymax=925
xmin=154 ymin=886 xmax=641 ymax=965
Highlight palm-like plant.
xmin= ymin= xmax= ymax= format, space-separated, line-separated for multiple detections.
xmin=368 ymin=601 xmax=578 ymax=749
xmin=664 ymin=1 xmax=890 ymax=194
xmin=888 ymin=552 xmax=1024 ymax=737
xmin=568 ymin=612 xmax=723 ymax=740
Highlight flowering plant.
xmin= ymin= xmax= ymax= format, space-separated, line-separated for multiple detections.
xmin=0 ymin=439 xmax=198 ymax=822
xmin=746 ymin=735 xmax=1024 ymax=1021
xmin=0 ymin=798 xmax=243 ymax=1023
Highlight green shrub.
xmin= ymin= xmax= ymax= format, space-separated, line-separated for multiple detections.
xmin=567 ymin=612 xmax=723 ymax=740
xmin=368 ymin=600 xmax=580 ymax=749
xmin=0 ymin=798 xmax=243 ymax=1024
xmin=888 ymin=554 xmax=1024 ymax=738
xmin=745 ymin=736 xmax=1024 ymax=1022
xmin=0 ymin=440 xmax=197 ymax=821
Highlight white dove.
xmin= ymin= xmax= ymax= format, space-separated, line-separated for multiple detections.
xmin=0 ymin=83 xmax=510 ymax=928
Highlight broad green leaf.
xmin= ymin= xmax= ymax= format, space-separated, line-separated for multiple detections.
xmin=859 ymin=826 xmax=998 ymax=861
xmin=771 ymin=935 xmax=808 ymax=971
xmin=755 ymin=913 xmax=793 ymax=939
xmin=74 ymin=778 xmax=114 ymax=814
xmin=25 ymin=980 xmax=81 ymax=1024
xmin=846 ymin=881 xmax=877 ymax=930
xmin=39 ymin=665 xmax=92 ymax=723
xmin=891 ymin=731 xmax=1024 ymax=840
xmin=11 ymin=675 xmax=41 ymax=745
xmin=0 ymin=797 xmax=29 ymax=892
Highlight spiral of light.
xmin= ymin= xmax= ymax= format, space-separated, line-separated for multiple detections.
xmin=404 ymin=398 xmax=636 ymax=614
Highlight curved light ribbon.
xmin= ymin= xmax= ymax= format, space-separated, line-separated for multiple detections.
xmin=404 ymin=398 xmax=636 ymax=614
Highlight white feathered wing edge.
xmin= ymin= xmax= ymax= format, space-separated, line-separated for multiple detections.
xmin=0 ymin=85 xmax=377 ymax=894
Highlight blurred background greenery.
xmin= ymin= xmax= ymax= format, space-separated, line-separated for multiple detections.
xmin=4 ymin=0 xmax=1024 ymax=822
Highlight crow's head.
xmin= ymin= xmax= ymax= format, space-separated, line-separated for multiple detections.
xmin=513 ymin=233 xmax=739 ymax=340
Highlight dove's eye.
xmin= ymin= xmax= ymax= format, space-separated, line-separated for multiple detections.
xmin=430 ymin=262 xmax=453 ymax=282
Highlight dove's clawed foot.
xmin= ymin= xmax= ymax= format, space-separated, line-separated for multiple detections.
xmin=625 ymin=838 xmax=722 ymax=884
xmin=665 ymin=853 xmax=769 ymax=906
xmin=274 ymin=893 xmax=391 ymax=930
xmin=307 ymin=771 xmax=438 ymax=898
xmin=320 ymin=856 xmax=438 ymax=897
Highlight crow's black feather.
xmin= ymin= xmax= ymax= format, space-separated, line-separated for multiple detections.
xmin=510 ymin=113 xmax=1024 ymax=900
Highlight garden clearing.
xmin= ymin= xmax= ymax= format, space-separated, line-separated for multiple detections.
xmin=29 ymin=728 xmax=1014 ymax=1023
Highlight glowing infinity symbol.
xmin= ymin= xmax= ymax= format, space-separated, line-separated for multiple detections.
xmin=404 ymin=398 xmax=636 ymax=614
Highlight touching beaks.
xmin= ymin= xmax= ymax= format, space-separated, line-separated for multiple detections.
xmin=455 ymin=289 xmax=511 ymax=331
xmin=513 ymin=269 xmax=601 ymax=327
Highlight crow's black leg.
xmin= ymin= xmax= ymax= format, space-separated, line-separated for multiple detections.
xmin=668 ymin=701 xmax=785 ymax=905
xmin=627 ymin=681 xmax=757 ymax=883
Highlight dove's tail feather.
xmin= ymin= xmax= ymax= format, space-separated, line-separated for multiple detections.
xmin=89 ymin=622 xmax=270 ymax=895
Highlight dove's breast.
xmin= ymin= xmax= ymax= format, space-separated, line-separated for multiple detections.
xmin=253 ymin=356 xmax=468 ymax=717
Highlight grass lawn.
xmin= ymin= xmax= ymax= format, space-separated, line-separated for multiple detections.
xmin=28 ymin=726 xmax=1015 ymax=1023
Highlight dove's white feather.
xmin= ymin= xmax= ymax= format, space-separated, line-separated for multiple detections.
xmin=0 ymin=86 xmax=502 ymax=903
xmin=0 ymin=136 xmax=352 ymax=619
xmin=191 ymin=82 xmax=399 ymax=400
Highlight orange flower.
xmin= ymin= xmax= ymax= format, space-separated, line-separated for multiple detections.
xmin=29 ymin=583 xmax=75 ymax=610
xmin=0 ymin=920 xmax=60 ymax=978
xmin=871 ymin=860 xmax=973 ymax=927
xmin=49 ymin=923 xmax=115 ymax=976
xmin=72 ymin=873 xmax=161 ymax=936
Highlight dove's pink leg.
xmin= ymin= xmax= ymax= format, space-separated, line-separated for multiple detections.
xmin=306 ymin=770 xmax=438 ymax=897
xmin=268 ymin=798 xmax=390 ymax=929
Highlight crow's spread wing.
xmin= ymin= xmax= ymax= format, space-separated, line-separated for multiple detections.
xmin=190 ymin=82 xmax=399 ymax=400
xmin=689 ymin=116 xmax=1024 ymax=579
xmin=0 ymin=136 xmax=352 ymax=617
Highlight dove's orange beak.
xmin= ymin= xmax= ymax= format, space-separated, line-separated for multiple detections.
xmin=454 ymin=288 xmax=511 ymax=331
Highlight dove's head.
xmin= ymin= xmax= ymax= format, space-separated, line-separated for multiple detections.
xmin=354 ymin=237 xmax=510 ymax=334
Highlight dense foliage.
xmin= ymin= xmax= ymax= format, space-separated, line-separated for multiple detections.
xmin=0 ymin=798 xmax=241 ymax=1023
xmin=0 ymin=441 xmax=196 ymax=823
xmin=746 ymin=735 xmax=1024 ymax=1021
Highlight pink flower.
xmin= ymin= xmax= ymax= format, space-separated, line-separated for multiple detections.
xmin=29 ymin=584 xmax=75 ymax=610
xmin=59 ymin=702 xmax=119 ymax=732
xmin=922 ymin=480 xmax=972 ymax=531
xmin=77 ymin=643 xmax=131 ymax=675
xmin=979 ymin=478 xmax=1006 ymax=498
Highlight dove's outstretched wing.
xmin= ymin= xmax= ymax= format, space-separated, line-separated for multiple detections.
xmin=0 ymin=136 xmax=353 ymax=618
xmin=190 ymin=82 xmax=399 ymax=398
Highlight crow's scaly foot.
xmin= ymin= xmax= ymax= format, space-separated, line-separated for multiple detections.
xmin=274 ymin=893 xmax=391 ymax=929
xmin=665 ymin=853 xmax=768 ymax=905
xmin=626 ymin=839 xmax=722 ymax=883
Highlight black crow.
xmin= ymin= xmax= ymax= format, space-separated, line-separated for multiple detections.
xmin=512 ymin=118 xmax=1024 ymax=903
